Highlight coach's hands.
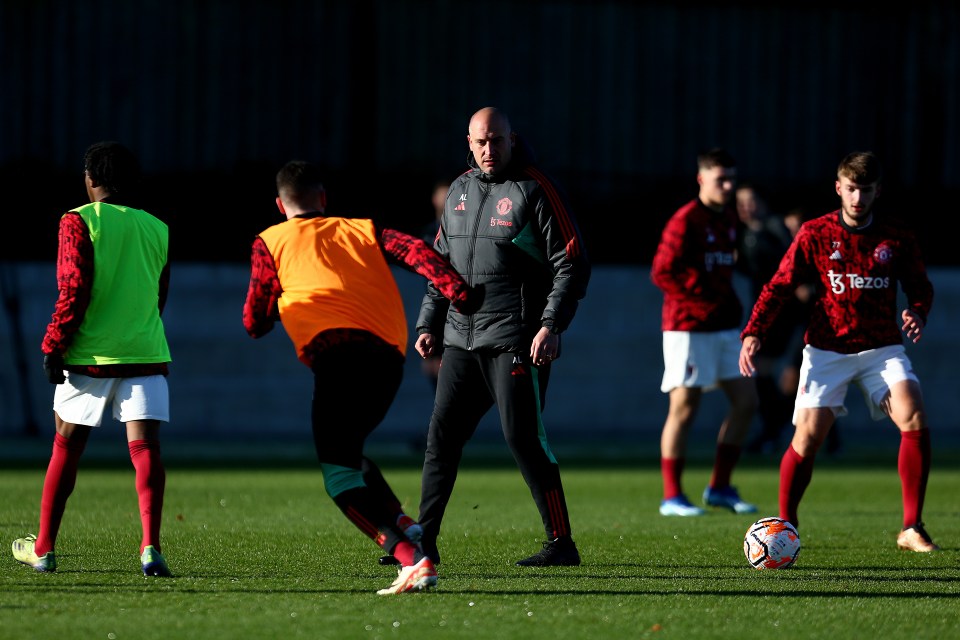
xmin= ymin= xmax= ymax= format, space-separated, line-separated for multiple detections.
xmin=415 ymin=333 xmax=438 ymax=360
xmin=43 ymin=353 xmax=66 ymax=384
xmin=531 ymin=327 xmax=560 ymax=366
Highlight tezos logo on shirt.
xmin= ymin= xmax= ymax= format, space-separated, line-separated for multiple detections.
xmin=827 ymin=270 xmax=891 ymax=294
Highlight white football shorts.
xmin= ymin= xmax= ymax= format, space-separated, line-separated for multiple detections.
xmin=793 ymin=344 xmax=919 ymax=422
xmin=53 ymin=373 xmax=170 ymax=427
xmin=661 ymin=329 xmax=743 ymax=393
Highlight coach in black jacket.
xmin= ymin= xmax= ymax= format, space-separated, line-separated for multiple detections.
xmin=413 ymin=106 xmax=590 ymax=568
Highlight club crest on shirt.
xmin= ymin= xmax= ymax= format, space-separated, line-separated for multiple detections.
xmin=490 ymin=198 xmax=514 ymax=227
xmin=874 ymin=243 xmax=894 ymax=264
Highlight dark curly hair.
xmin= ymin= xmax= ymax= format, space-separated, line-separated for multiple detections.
xmin=83 ymin=141 xmax=141 ymax=195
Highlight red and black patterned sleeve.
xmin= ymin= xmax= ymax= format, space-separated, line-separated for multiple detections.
xmin=745 ymin=213 xmax=933 ymax=354
xmin=652 ymin=202 xmax=742 ymax=331
xmin=380 ymin=227 xmax=472 ymax=309
xmin=741 ymin=235 xmax=808 ymax=344
xmin=898 ymin=231 xmax=933 ymax=324
xmin=650 ymin=209 xmax=696 ymax=298
xmin=41 ymin=212 xmax=93 ymax=355
xmin=242 ymin=236 xmax=283 ymax=338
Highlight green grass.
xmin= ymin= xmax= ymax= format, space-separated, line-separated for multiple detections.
xmin=1 ymin=456 xmax=957 ymax=639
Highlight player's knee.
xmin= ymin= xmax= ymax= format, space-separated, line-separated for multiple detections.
xmin=894 ymin=409 xmax=926 ymax=432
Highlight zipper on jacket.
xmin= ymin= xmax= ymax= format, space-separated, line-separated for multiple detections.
xmin=466 ymin=183 xmax=490 ymax=350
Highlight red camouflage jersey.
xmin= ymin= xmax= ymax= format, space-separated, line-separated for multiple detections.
xmin=651 ymin=198 xmax=743 ymax=331
xmin=41 ymin=211 xmax=170 ymax=378
xmin=741 ymin=210 xmax=933 ymax=354
xmin=242 ymin=224 xmax=470 ymax=368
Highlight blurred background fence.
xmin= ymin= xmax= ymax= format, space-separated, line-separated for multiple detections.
xmin=3 ymin=1 xmax=959 ymax=460
xmin=2 ymin=1 xmax=959 ymax=266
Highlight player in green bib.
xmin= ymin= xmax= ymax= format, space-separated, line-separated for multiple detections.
xmin=12 ymin=141 xmax=174 ymax=577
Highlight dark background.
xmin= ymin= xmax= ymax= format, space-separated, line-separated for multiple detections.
xmin=2 ymin=1 xmax=958 ymax=265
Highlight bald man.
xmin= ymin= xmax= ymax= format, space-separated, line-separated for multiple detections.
xmin=405 ymin=107 xmax=591 ymax=567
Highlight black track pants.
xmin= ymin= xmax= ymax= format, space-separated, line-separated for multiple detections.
xmin=418 ymin=347 xmax=572 ymax=546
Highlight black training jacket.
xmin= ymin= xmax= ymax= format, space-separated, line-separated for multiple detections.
xmin=416 ymin=136 xmax=590 ymax=352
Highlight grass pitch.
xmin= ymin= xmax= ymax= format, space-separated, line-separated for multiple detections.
xmin=1 ymin=449 xmax=957 ymax=639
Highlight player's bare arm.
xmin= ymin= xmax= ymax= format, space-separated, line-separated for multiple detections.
xmin=739 ymin=336 xmax=761 ymax=377
xmin=901 ymin=309 xmax=924 ymax=344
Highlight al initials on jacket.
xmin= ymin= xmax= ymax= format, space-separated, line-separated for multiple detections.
xmin=456 ymin=189 xmax=517 ymax=233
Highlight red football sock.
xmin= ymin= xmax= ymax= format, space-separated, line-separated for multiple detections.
xmin=129 ymin=439 xmax=166 ymax=554
xmin=391 ymin=540 xmax=419 ymax=566
xmin=898 ymin=429 xmax=931 ymax=527
xmin=335 ymin=488 xmax=415 ymax=559
xmin=35 ymin=433 xmax=86 ymax=556
xmin=708 ymin=442 xmax=741 ymax=489
xmin=779 ymin=444 xmax=814 ymax=527
xmin=661 ymin=457 xmax=685 ymax=500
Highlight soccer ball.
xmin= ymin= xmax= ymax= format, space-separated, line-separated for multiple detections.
xmin=743 ymin=517 xmax=800 ymax=569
